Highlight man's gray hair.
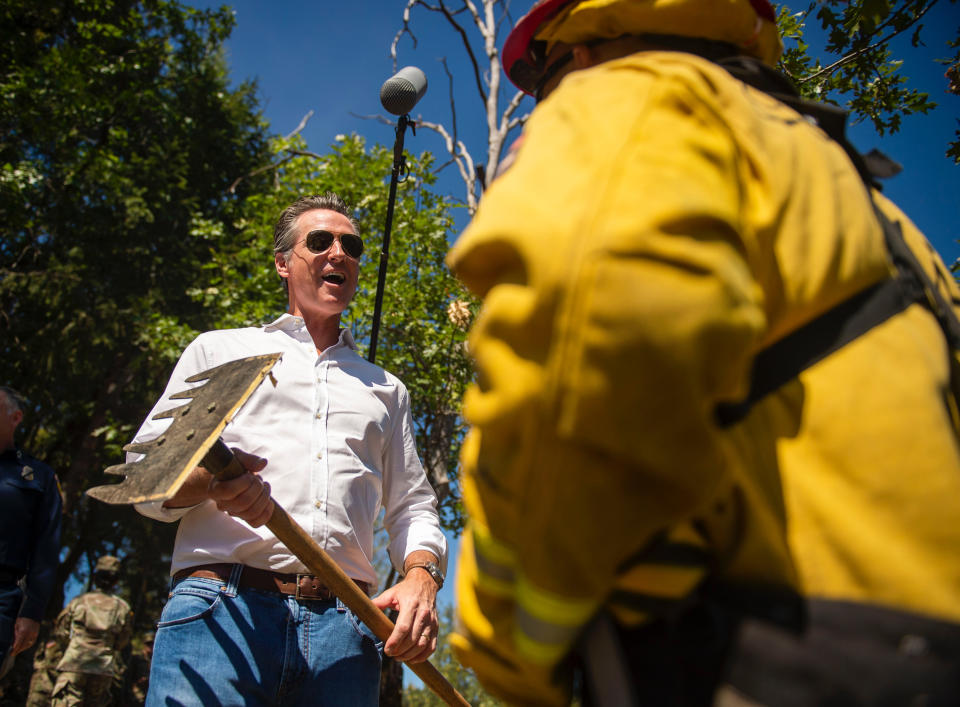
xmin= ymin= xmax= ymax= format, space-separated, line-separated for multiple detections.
xmin=0 ymin=386 xmax=25 ymax=414
xmin=273 ymin=192 xmax=360 ymax=264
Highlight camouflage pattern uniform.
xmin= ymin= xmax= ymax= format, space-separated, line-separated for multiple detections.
xmin=25 ymin=635 xmax=63 ymax=707
xmin=51 ymin=556 xmax=133 ymax=707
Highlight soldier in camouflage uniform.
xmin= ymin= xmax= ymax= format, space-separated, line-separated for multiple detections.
xmin=50 ymin=555 xmax=133 ymax=706
xmin=25 ymin=634 xmax=63 ymax=707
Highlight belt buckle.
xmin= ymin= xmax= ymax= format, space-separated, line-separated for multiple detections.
xmin=295 ymin=573 xmax=309 ymax=600
xmin=294 ymin=573 xmax=326 ymax=601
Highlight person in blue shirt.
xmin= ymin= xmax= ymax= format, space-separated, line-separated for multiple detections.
xmin=0 ymin=386 xmax=62 ymax=675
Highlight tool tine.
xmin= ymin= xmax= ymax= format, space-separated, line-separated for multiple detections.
xmin=86 ymin=480 xmax=162 ymax=505
xmin=183 ymin=370 xmax=213 ymax=384
xmin=102 ymin=463 xmax=130 ymax=477
xmin=168 ymin=388 xmax=199 ymax=400
xmin=86 ymin=483 xmax=123 ymax=504
xmin=152 ymin=404 xmax=188 ymax=420
xmin=122 ymin=441 xmax=155 ymax=455
xmin=89 ymin=352 xmax=283 ymax=507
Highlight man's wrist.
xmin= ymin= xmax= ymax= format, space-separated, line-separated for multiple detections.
xmin=404 ymin=561 xmax=444 ymax=590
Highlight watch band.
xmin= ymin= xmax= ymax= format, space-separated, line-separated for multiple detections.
xmin=405 ymin=561 xmax=444 ymax=589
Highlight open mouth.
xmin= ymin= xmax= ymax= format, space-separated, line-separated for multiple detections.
xmin=322 ymin=272 xmax=346 ymax=285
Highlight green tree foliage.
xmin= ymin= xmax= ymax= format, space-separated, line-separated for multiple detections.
xmin=777 ymin=0 xmax=960 ymax=162
xmin=403 ymin=603 xmax=505 ymax=707
xmin=0 ymin=0 xmax=270 ymax=632
xmin=219 ymin=131 xmax=475 ymax=530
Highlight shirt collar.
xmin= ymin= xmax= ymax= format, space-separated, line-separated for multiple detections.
xmin=263 ymin=313 xmax=358 ymax=352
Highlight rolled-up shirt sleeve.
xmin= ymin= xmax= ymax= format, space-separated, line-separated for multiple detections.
xmin=382 ymin=384 xmax=448 ymax=575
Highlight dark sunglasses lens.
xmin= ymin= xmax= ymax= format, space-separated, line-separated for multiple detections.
xmin=306 ymin=230 xmax=334 ymax=253
xmin=341 ymin=233 xmax=364 ymax=258
xmin=305 ymin=230 xmax=363 ymax=258
xmin=534 ymin=51 xmax=573 ymax=102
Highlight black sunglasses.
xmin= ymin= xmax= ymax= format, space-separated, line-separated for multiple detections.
xmin=534 ymin=51 xmax=574 ymax=102
xmin=532 ymin=38 xmax=608 ymax=102
xmin=305 ymin=229 xmax=364 ymax=259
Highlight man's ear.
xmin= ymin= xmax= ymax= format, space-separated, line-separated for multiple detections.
xmin=275 ymin=252 xmax=289 ymax=280
xmin=572 ymin=43 xmax=597 ymax=70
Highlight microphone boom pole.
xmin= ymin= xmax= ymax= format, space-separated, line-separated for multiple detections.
xmin=368 ymin=66 xmax=427 ymax=364
xmin=367 ymin=113 xmax=410 ymax=364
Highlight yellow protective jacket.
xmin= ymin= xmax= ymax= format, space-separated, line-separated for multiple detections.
xmin=447 ymin=49 xmax=960 ymax=705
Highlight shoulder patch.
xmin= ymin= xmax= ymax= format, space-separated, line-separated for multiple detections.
xmin=491 ymin=134 xmax=526 ymax=183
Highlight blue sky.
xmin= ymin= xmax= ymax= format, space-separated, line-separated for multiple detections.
xmin=195 ymin=0 xmax=960 ymax=264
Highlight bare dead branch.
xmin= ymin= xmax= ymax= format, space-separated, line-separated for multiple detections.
xmin=499 ymin=89 xmax=526 ymax=132
xmin=390 ymin=0 xmax=422 ymax=72
xmin=433 ymin=157 xmax=457 ymax=174
xmin=392 ymin=0 xmax=530 ymax=213
xmin=287 ymin=149 xmax=325 ymax=160
xmin=507 ymin=114 xmax=527 ymax=131
xmin=461 ymin=0 xmax=486 ymax=36
xmin=228 ymin=113 xmax=324 ymax=193
xmin=436 ymin=0 xmax=488 ymax=104
xmin=495 ymin=0 xmax=515 ymax=34
xmin=227 ymin=149 xmax=324 ymax=194
xmin=284 ymin=110 xmax=314 ymax=140
xmin=441 ymin=57 xmax=461 ymax=155
xmin=418 ymin=119 xmax=478 ymax=213
xmin=350 ymin=112 xmax=397 ymax=127
xmin=229 ymin=157 xmax=290 ymax=194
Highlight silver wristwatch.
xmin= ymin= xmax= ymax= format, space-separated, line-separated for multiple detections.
xmin=406 ymin=561 xmax=444 ymax=589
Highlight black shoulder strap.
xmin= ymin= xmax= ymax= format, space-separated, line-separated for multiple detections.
xmin=875 ymin=207 xmax=960 ymax=350
xmin=700 ymin=54 xmax=960 ymax=427
xmin=714 ymin=278 xmax=911 ymax=426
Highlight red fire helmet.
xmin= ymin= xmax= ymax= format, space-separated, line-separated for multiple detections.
xmin=502 ymin=0 xmax=781 ymax=95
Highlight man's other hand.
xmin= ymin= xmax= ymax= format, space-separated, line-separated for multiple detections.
xmin=207 ymin=448 xmax=273 ymax=527
xmin=372 ymin=568 xmax=439 ymax=663
xmin=11 ymin=617 xmax=39 ymax=656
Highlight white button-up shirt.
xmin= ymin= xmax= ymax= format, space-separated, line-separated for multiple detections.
xmin=133 ymin=313 xmax=447 ymax=586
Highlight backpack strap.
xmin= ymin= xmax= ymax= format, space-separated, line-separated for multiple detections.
xmin=714 ymin=277 xmax=911 ymax=427
xmin=698 ymin=53 xmax=960 ymax=427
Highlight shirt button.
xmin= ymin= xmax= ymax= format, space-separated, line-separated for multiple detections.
xmin=316 ymin=452 xmax=322 ymax=459
xmin=316 ymin=412 xmax=322 ymax=419
xmin=314 ymin=500 xmax=321 ymax=508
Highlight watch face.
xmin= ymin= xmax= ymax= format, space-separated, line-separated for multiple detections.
xmin=423 ymin=563 xmax=444 ymax=588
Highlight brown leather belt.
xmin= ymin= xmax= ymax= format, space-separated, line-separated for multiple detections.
xmin=172 ymin=563 xmax=371 ymax=601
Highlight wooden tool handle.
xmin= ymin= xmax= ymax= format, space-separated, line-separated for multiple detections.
xmin=203 ymin=438 xmax=248 ymax=481
xmin=201 ymin=438 xmax=471 ymax=707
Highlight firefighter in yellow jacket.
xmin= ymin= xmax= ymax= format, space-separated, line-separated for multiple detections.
xmin=446 ymin=0 xmax=960 ymax=704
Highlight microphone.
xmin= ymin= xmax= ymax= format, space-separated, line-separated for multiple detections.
xmin=379 ymin=66 xmax=428 ymax=115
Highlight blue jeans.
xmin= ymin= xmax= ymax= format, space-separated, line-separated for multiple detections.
xmin=146 ymin=566 xmax=382 ymax=706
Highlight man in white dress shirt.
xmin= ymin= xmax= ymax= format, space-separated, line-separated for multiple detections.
xmin=133 ymin=192 xmax=447 ymax=706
